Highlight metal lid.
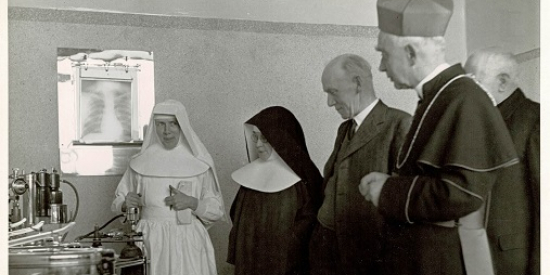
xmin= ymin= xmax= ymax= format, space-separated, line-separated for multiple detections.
xmin=9 ymin=247 xmax=103 ymax=268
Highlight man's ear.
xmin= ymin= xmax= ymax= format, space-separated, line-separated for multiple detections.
xmin=404 ymin=44 xmax=416 ymax=66
xmin=353 ymin=76 xmax=362 ymax=93
xmin=497 ymin=73 xmax=512 ymax=93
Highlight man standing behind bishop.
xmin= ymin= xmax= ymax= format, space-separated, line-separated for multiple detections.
xmin=465 ymin=48 xmax=540 ymax=275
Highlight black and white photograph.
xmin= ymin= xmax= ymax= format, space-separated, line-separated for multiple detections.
xmin=2 ymin=0 xmax=544 ymax=274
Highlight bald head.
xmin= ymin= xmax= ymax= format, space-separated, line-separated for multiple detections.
xmin=321 ymin=54 xmax=377 ymax=119
xmin=465 ymin=48 xmax=519 ymax=104
xmin=324 ymin=54 xmax=374 ymax=88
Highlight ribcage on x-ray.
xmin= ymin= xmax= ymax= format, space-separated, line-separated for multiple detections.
xmin=80 ymin=80 xmax=132 ymax=142
xmin=81 ymin=90 xmax=105 ymax=139
xmin=114 ymin=88 xmax=132 ymax=139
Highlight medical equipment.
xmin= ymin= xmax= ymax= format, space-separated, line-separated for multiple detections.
xmin=9 ymin=167 xmax=79 ymax=227
xmin=76 ymin=212 xmax=147 ymax=275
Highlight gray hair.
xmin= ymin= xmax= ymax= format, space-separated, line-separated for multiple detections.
xmin=337 ymin=53 xmax=373 ymax=82
xmin=379 ymin=32 xmax=447 ymax=64
xmin=395 ymin=36 xmax=446 ymax=50
xmin=465 ymin=47 xmax=519 ymax=81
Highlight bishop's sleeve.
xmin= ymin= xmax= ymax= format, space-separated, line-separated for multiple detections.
xmin=378 ymin=167 xmax=499 ymax=224
xmin=377 ymin=76 xmax=518 ymax=224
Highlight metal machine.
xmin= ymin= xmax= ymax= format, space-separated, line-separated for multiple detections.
xmin=9 ymin=168 xmax=74 ymax=227
xmin=8 ymin=167 xmax=147 ymax=275
xmin=8 ymin=220 xmax=117 ymax=275
xmin=75 ymin=207 xmax=147 ymax=275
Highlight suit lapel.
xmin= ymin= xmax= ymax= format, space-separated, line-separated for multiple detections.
xmin=342 ymin=101 xmax=386 ymax=159
xmin=323 ymin=121 xmax=350 ymax=185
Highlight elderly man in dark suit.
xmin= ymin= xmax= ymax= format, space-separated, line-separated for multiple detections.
xmin=309 ymin=53 xmax=411 ymax=275
xmin=465 ymin=48 xmax=540 ymax=275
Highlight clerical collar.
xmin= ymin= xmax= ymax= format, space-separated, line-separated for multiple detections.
xmin=353 ymin=98 xmax=379 ymax=130
xmin=414 ymin=63 xmax=450 ymax=99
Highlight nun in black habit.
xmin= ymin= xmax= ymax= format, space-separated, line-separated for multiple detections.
xmin=227 ymin=106 xmax=323 ymax=275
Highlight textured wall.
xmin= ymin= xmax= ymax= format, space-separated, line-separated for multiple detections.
xmin=465 ymin=0 xmax=539 ymax=56
xmin=8 ymin=0 xmax=380 ymax=26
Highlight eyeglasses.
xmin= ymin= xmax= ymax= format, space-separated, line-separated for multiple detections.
xmin=251 ymin=132 xmax=268 ymax=143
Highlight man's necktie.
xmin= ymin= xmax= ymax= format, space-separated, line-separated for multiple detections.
xmin=348 ymin=119 xmax=357 ymax=140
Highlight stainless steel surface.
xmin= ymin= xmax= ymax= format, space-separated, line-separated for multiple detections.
xmin=9 ymin=221 xmax=44 ymax=238
xmin=9 ymin=169 xmax=28 ymax=228
xmin=126 ymin=207 xmax=140 ymax=234
xmin=61 ymin=204 xmax=68 ymax=223
xmin=50 ymin=204 xmax=62 ymax=223
xmin=9 ymin=246 xmax=116 ymax=275
xmin=116 ymin=258 xmax=146 ymax=269
xmin=11 ymin=177 xmax=27 ymax=195
xmin=9 ymin=222 xmax=76 ymax=247
xmin=126 ymin=207 xmax=140 ymax=223
xmin=9 ymin=218 xmax=28 ymax=230
xmin=25 ymin=172 xmax=37 ymax=225
xmin=50 ymin=168 xmax=61 ymax=189
xmin=36 ymin=169 xmax=51 ymax=217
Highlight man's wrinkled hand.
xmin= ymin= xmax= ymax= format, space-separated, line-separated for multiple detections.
xmin=359 ymin=172 xmax=390 ymax=207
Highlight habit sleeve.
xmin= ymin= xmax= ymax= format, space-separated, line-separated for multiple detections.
xmin=194 ymin=169 xmax=225 ymax=225
xmin=378 ymin=77 xmax=518 ymax=223
xmin=111 ymin=168 xmax=138 ymax=214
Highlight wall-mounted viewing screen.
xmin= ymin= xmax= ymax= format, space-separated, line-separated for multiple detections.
xmin=57 ymin=48 xmax=155 ymax=175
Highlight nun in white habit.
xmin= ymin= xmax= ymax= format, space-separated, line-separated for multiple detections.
xmin=112 ymin=100 xmax=226 ymax=275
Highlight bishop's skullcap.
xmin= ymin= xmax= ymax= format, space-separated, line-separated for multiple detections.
xmin=377 ymin=0 xmax=453 ymax=37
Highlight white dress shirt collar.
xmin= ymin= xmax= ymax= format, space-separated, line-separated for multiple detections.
xmin=414 ymin=63 xmax=450 ymax=99
xmin=353 ymin=98 xmax=380 ymax=130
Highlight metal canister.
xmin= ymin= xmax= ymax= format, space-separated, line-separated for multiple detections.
xmin=37 ymin=169 xmax=50 ymax=187
xmin=50 ymin=168 xmax=63 ymax=204
xmin=36 ymin=169 xmax=51 ymax=217
xmin=50 ymin=168 xmax=60 ymax=188
xmin=126 ymin=207 xmax=140 ymax=222
xmin=25 ymin=172 xmax=37 ymax=225
xmin=50 ymin=204 xmax=62 ymax=223
xmin=61 ymin=204 xmax=68 ymax=223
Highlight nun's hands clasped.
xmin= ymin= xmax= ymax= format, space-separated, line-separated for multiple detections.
xmin=359 ymin=172 xmax=389 ymax=207
xmin=165 ymin=185 xmax=199 ymax=211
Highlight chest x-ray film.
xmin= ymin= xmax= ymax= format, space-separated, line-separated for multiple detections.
xmin=79 ymin=79 xmax=132 ymax=142
xmin=57 ymin=48 xmax=155 ymax=175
